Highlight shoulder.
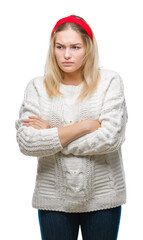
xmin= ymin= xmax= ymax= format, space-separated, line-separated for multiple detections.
xmin=99 ymin=68 xmax=124 ymax=93
xmin=24 ymin=76 xmax=45 ymax=98
xmin=99 ymin=68 xmax=122 ymax=80
xmin=25 ymin=75 xmax=44 ymax=90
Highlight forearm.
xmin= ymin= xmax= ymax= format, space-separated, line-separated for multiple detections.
xmin=16 ymin=126 xmax=63 ymax=157
xmin=58 ymin=121 xmax=89 ymax=147
xmin=61 ymin=100 xmax=128 ymax=156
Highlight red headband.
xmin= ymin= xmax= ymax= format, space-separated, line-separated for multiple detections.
xmin=52 ymin=15 xmax=93 ymax=40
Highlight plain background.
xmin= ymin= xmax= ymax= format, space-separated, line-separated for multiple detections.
xmin=0 ymin=0 xmax=142 ymax=239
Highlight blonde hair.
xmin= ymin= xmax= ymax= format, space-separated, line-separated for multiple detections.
xmin=44 ymin=15 xmax=100 ymax=103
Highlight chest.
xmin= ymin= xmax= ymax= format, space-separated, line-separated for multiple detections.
xmin=39 ymin=84 xmax=105 ymax=128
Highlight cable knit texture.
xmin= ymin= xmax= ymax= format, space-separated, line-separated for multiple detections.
xmin=15 ymin=68 xmax=128 ymax=213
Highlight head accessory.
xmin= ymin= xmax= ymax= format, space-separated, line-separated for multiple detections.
xmin=52 ymin=15 xmax=92 ymax=40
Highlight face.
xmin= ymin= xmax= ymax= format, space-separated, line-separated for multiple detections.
xmin=54 ymin=28 xmax=86 ymax=74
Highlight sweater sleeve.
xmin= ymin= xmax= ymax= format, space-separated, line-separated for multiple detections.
xmin=61 ymin=73 xmax=128 ymax=156
xmin=15 ymin=78 xmax=63 ymax=157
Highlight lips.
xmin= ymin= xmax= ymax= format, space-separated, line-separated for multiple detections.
xmin=63 ymin=62 xmax=73 ymax=65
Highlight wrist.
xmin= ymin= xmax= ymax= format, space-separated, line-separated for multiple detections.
xmin=76 ymin=120 xmax=90 ymax=134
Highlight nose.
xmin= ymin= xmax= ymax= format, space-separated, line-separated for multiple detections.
xmin=64 ymin=48 xmax=71 ymax=59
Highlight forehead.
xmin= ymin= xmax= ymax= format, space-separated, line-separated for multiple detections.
xmin=55 ymin=29 xmax=84 ymax=45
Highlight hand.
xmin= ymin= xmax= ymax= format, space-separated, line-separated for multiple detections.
xmin=83 ymin=119 xmax=101 ymax=133
xmin=23 ymin=116 xmax=50 ymax=130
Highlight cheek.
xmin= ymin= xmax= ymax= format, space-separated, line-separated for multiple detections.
xmin=55 ymin=50 xmax=62 ymax=62
xmin=55 ymin=52 xmax=59 ymax=61
xmin=75 ymin=51 xmax=86 ymax=64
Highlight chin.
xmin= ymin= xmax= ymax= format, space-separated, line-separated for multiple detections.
xmin=61 ymin=67 xmax=79 ymax=73
xmin=63 ymin=69 xmax=75 ymax=73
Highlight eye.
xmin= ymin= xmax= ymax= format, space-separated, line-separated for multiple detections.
xmin=72 ymin=46 xmax=80 ymax=50
xmin=57 ymin=46 xmax=63 ymax=49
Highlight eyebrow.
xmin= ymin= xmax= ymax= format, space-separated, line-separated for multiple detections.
xmin=55 ymin=42 xmax=82 ymax=46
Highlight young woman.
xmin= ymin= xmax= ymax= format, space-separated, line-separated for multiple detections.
xmin=15 ymin=15 xmax=128 ymax=240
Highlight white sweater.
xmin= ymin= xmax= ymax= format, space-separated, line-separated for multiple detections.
xmin=15 ymin=69 xmax=128 ymax=213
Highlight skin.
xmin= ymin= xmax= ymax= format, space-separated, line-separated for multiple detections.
xmin=54 ymin=28 xmax=86 ymax=85
xmin=23 ymin=28 xmax=101 ymax=131
xmin=23 ymin=116 xmax=50 ymax=129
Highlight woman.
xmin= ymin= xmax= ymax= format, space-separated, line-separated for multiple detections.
xmin=15 ymin=15 xmax=128 ymax=240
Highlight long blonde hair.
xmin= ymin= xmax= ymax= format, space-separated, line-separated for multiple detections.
xmin=44 ymin=15 xmax=100 ymax=102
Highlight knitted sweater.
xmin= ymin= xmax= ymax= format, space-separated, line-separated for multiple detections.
xmin=15 ymin=68 xmax=128 ymax=213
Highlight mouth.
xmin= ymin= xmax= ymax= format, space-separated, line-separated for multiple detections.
xmin=63 ymin=62 xmax=74 ymax=65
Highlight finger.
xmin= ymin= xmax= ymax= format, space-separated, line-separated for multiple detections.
xmin=23 ymin=116 xmax=39 ymax=121
xmin=23 ymin=121 xmax=41 ymax=127
xmin=23 ymin=123 xmax=41 ymax=129
xmin=24 ymin=120 xmax=44 ymax=128
xmin=28 ymin=116 xmax=41 ymax=120
xmin=23 ymin=118 xmax=41 ymax=123
xmin=23 ymin=124 xmax=47 ymax=130
xmin=30 ymin=118 xmax=48 ymax=128
xmin=23 ymin=118 xmax=48 ymax=129
xmin=29 ymin=116 xmax=48 ymax=124
xmin=28 ymin=117 xmax=45 ymax=126
xmin=23 ymin=119 xmax=32 ymax=122
xmin=23 ymin=122 xmax=47 ymax=129
xmin=27 ymin=116 xmax=49 ymax=127
xmin=29 ymin=116 xmax=48 ymax=126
